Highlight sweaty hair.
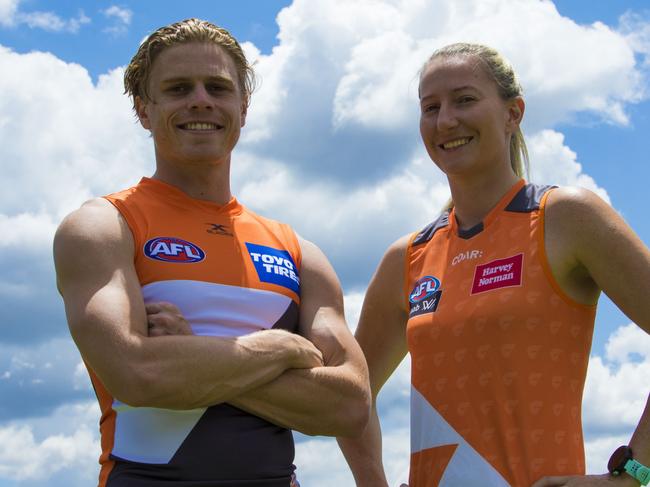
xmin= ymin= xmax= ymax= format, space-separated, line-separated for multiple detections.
xmin=421 ymin=42 xmax=529 ymax=180
xmin=124 ymin=18 xmax=256 ymax=108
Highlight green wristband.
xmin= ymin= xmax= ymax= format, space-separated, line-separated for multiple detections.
xmin=626 ymin=459 xmax=650 ymax=486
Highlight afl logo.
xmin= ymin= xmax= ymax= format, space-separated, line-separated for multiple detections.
xmin=409 ymin=276 xmax=441 ymax=303
xmin=144 ymin=237 xmax=206 ymax=263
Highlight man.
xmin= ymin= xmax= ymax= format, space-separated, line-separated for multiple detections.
xmin=54 ymin=18 xmax=370 ymax=487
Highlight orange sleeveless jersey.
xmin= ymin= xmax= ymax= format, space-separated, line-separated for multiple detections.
xmin=405 ymin=180 xmax=596 ymax=487
xmin=94 ymin=178 xmax=302 ymax=486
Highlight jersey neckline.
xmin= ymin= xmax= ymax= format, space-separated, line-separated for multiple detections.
xmin=139 ymin=177 xmax=243 ymax=216
xmin=449 ymin=179 xmax=526 ymax=240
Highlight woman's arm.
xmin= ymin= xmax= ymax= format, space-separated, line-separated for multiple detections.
xmin=337 ymin=235 xmax=411 ymax=486
xmin=532 ymin=187 xmax=650 ymax=486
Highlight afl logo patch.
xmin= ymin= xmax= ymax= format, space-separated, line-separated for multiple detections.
xmin=409 ymin=276 xmax=441 ymax=303
xmin=144 ymin=237 xmax=206 ymax=263
xmin=409 ymin=276 xmax=442 ymax=318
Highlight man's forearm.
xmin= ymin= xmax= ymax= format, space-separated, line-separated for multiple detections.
xmin=99 ymin=329 xmax=321 ymax=410
xmin=337 ymin=404 xmax=389 ymax=487
xmin=228 ymin=362 xmax=370 ymax=437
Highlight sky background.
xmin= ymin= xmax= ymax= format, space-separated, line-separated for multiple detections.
xmin=1 ymin=0 xmax=650 ymax=485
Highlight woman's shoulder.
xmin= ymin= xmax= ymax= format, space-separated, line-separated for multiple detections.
xmin=544 ymin=185 xmax=612 ymax=225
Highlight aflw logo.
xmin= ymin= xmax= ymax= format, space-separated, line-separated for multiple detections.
xmin=144 ymin=237 xmax=206 ymax=263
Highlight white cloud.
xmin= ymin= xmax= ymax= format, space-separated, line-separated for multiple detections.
xmin=0 ymin=402 xmax=99 ymax=483
xmin=102 ymin=5 xmax=132 ymax=35
xmin=619 ymin=10 xmax=650 ymax=67
xmin=527 ymin=129 xmax=611 ymax=203
xmin=103 ymin=5 xmax=132 ymax=25
xmin=245 ymin=0 xmax=647 ymax=150
xmin=0 ymin=1 xmax=91 ymax=33
xmin=583 ymin=323 xmax=650 ymax=432
xmin=18 ymin=10 xmax=90 ymax=33
xmin=0 ymin=1 xmax=90 ymax=33
xmin=0 ymin=46 xmax=150 ymax=221
xmin=0 ymin=0 xmax=19 ymax=26
xmin=344 ymin=291 xmax=365 ymax=333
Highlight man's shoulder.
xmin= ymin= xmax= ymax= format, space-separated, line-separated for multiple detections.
xmin=55 ymin=197 xmax=129 ymax=251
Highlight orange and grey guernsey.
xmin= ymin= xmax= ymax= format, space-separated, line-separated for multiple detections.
xmin=94 ymin=177 xmax=302 ymax=487
xmin=405 ymin=179 xmax=596 ymax=487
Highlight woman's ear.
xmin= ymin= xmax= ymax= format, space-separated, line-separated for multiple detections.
xmin=506 ymin=96 xmax=525 ymax=131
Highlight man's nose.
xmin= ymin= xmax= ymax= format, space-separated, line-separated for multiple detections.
xmin=188 ymin=84 xmax=213 ymax=110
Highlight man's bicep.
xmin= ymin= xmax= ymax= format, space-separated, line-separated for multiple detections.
xmin=297 ymin=238 xmax=359 ymax=367
xmin=54 ymin=200 xmax=147 ymax=392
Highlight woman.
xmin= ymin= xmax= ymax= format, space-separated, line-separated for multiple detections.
xmin=337 ymin=43 xmax=650 ymax=487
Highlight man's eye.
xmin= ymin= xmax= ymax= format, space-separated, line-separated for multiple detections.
xmin=458 ymin=96 xmax=475 ymax=104
xmin=167 ymin=85 xmax=189 ymax=94
xmin=206 ymin=84 xmax=228 ymax=93
xmin=422 ymin=104 xmax=439 ymax=113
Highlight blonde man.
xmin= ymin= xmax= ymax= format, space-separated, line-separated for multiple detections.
xmin=55 ymin=18 xmax=370 ymax=487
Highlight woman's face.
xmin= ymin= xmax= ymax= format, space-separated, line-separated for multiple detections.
xmin=418 ymin=55 xmax=523 ymax=178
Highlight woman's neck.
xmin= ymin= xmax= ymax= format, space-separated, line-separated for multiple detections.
xmin=448 ymin=166 xmax=521 ymax=230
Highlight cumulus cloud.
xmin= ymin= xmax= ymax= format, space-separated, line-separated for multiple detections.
xmin=0 ymin=401 xmax=99 ymax=485
xmin=583 ymin=323 xmax=650 ymax=433
xmin=527 ymin=129 xmax=611 ymax=203
xmin=240 ymin=0 xmax=647 ymax=187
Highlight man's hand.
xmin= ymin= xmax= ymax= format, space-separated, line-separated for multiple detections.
xmin=531 ymin=474 xmax=640 ymax=486
xmin=146 ymin=302 xmax=193 ymax=337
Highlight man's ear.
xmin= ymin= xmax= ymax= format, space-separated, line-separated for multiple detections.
xmin=135 ymin=96 xmax=151 ymax=130
xmin=240 ymin=99 xmax=248 ymax=128
xmin=506 ymin=96 xmax=525 ymax=132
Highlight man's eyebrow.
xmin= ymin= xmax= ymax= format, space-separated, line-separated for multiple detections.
xmin=160 ymin=75 xmax=236 ymax=86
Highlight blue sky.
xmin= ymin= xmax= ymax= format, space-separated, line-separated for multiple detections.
xmin=1 ymin=0 xmax=649 ymax=485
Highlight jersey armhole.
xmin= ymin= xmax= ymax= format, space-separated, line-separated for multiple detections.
xmin=284 ymin=223 xmax=302 ymax=272
xmin=403 ymin=232 xmax=419 ymax=312
xmin=538 ymin=188 xmax=597 ymax=310
xmin=103 ymin=196 xmax=141 ymax=261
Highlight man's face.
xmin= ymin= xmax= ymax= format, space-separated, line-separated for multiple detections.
xmin=135 ymin=42 xmax=247 ymax=169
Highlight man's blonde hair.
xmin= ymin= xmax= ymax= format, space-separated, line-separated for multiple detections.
xmin=124 ymin=18 xmax=256 ymax=109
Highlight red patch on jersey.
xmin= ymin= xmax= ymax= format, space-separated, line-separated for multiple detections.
xmin=471 ymin=253 xmax=523 ymax=295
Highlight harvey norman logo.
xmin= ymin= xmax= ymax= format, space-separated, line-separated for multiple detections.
xmin=246 ymin=243 xmax=300 ymax=294
xmin=471 ymin=253 xmax=523 ymax=294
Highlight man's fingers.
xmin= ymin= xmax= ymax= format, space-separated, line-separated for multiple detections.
xmin=145 ymin=301 xmax=180 ymax=314
xmin=145 ymin=302 xmax=161 ymax=314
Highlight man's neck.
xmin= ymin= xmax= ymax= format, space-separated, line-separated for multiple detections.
xmin=152 ymin=158 xmax=233 ymax=205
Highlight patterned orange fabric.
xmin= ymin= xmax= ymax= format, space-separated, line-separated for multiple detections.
xmin=405 ymin=180 xmax=596 ymax=486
